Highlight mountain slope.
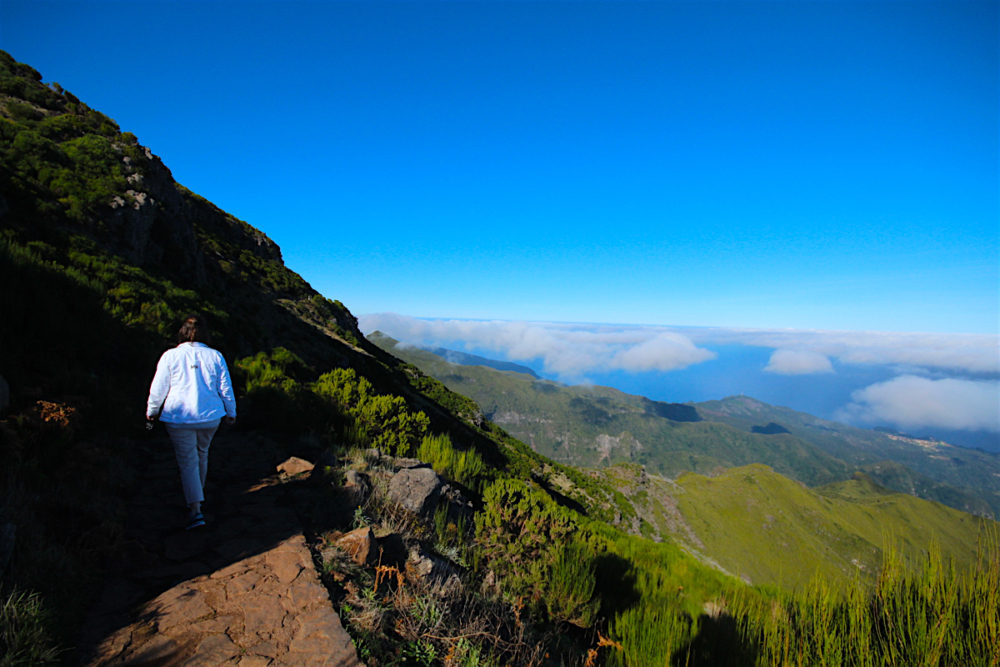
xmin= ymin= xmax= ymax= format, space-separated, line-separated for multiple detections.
xmin=370 ymin=333 xmax=853 ymax=485
xmin=671 ymin=464 xmax=990 ymax=589
xmin=696 ymin=396 xmax=1000 ymax=517
xmin=0 ymin=50 xmax=524 ymax=472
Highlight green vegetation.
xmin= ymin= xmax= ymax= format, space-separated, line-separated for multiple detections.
xmin=0 ymin=588 xmax=63 ymax=665
xmin=725 ymin=538 xmax=1000 ymax=666
xmin=417 ymin=433 xmax=487 ymax=491
xmin=314 ymin=368 xmax=430 ymax=457
xmin=475 ymin=478 xmax=601 ymax=627
xmin=667 ymin=464 xmax=992 ymax=590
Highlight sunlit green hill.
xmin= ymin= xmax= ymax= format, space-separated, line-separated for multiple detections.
xmin=696 ymin=396 xmax=1000 ymax=517
xmin=632 ymin=463 xmax=990 ymax=589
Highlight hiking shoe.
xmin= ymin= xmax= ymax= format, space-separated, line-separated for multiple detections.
xmin=185 ymin=513 xmax=206 ymax=530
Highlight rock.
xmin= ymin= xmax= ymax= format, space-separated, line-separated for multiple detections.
xmin=164 ymin=529 xmax=210 ymax=562
xmin=267 ymin=549 xmax=305 ymax=584
xmin=388 ymin=467 xmax=442 ymax=516
xmin=342 ymin=470 xmax=371 ymax=506
xmin=405 ymin=546 xmax=462 ymax=596
xmin=334 ymin=526 xmax=376 ymax=566
xmin=123 ymin=633 xmax=182 ymax=665
xmin=480 ymin=569 xmax=500 ymax=596
xmin=189 ymin=632 xmax=241 ymax=665
xmin=393 ymin=458 xmax=429 ymax=470
xmin=277 ymin=457 xmax=314 ymax=476
xmin=151 ymin=586 xmax=213 ymax=632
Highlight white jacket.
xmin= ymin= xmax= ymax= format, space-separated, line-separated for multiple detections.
xmin=147 ymin=342 xmax=236 ymax=425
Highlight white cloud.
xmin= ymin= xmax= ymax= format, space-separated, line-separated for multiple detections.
xmin=612 ymin=333 xmax=716 ymax=372
xmin=363 ymin=314 xmax=1000 ymax=378
xmin=359 ymin=313 xmax=716 ymax=378
xmin=764 ymin=349 xmax=835 ymax=375
xmin=838 ymin=375 xmax=1000 ymax=433
xmin=362 ymin=314 xmax=1000 ymax=432
xmin=690 ymin=328 xmax=999 ymax=375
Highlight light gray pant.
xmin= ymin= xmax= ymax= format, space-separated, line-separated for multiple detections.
xmin=165 ymin=421 xmax=220 ymax=505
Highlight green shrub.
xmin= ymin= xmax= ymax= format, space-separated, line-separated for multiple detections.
xmin=475 ymin=478 xmax=599 ymax=627
xmin=234 ymin=348 xmax=333 ymax=434
xmin=314 ymin=368 xmax=429 ymax=456
xmin=417 ymin=432 xmax=487 ymax=491
xmin=0 ymin=588 xmax=62 ymax=665
xmin=607 ymin=597 xmax=696 ymax=667
xmin=727 ymin=536 xmax=1000 ymax=666
xmin=545 ymin=539 xmax=599 ymax=628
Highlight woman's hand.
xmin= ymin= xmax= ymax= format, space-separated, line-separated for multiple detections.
xmin=224 ymin=416 xmax=236 ymax=426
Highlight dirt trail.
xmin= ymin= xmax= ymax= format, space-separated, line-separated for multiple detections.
xmin=79 ymin=430 xmax=361 ymax=666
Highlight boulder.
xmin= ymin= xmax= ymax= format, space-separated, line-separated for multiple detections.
xmin=388 ymin=467 xmax=442 ymax=516
xmin=334 ymin=527 xmax=376 ymax=566
xmin=276 ymin=457 xmax=314 ymax=476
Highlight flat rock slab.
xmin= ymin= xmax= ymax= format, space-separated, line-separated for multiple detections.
xmin=81 ymin=433 xmax=361 ymax=667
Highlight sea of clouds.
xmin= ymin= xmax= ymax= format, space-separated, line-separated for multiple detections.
xmin=360 ymin=313 xmax=1000 ymax=441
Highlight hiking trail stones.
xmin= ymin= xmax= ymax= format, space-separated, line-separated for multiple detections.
xmin=81 ymin=434 xmax=361 ymax=666
xmin=277 ymin=456 xmax=315 ymax=476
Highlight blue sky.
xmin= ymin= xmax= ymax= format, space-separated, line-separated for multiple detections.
xmin=3 ymin=0 xmax=997 ymax=333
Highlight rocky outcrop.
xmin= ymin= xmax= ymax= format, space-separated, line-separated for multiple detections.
xmin=93 ymin=534 xmax=360 ymax=666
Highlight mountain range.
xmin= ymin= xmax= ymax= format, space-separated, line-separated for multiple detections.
xmin=370 ymin=333 xmax=1000 ymax=520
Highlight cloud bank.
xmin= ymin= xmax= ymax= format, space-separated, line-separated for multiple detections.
xmin=360 ymin=313 xmax=716 ymax=378
xmin=362 ymin=314 xmax=999 ymax=378
xmin=360 ymin=314 xmax=999 ymax=433
xmin=689 ymin=328 xmax=999 ymax=375
xmin=839 ymin=375 xmax=1000 ymax=433
xmin=764 ymin=349 xmax=835 ymax=375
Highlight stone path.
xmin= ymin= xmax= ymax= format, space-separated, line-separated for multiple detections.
xmin=79 ymin=431 xmax=361 ymax=666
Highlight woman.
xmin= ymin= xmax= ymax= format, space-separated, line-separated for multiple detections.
xmin=147 ymin=315 xmax=236 ymax=530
